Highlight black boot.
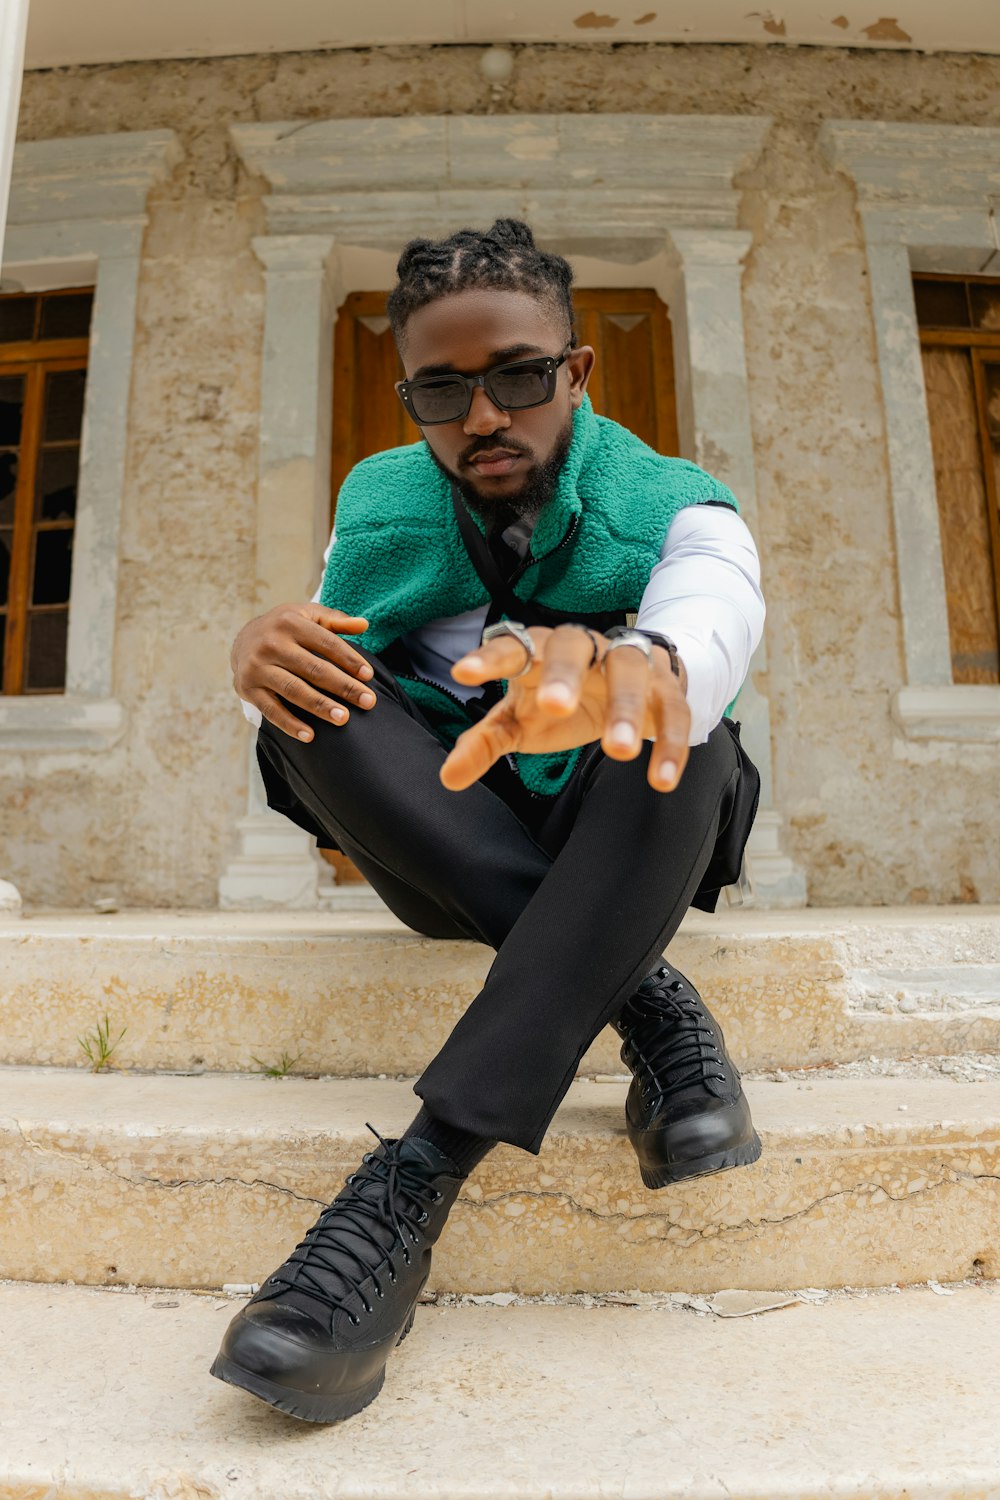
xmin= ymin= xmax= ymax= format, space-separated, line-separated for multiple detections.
xmin=210 ymin=1127 xmax=465 ymax=1423
xmin=614 ymin=962 xmax=762 ymax=1189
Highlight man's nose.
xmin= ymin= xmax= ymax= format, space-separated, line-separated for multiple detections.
xmin=462 ymin=386 xmax=512 ymax=437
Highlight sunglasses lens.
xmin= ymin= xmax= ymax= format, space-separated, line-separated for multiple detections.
xmin=490 ymin=362 xmax=551 ymax=409
xmin=408 ymin=378 xmax=468 ymax=425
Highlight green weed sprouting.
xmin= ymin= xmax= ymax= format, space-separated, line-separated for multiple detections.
xmin=78 ymin=1014 xmax=127 ymax=1072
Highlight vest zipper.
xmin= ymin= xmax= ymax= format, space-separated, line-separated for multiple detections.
xmin=397 ymin=511 xmax=585 ymax=801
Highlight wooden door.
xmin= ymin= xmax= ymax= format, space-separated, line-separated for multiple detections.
xmin=330 ymin=287 xmax=677 ymax=520
xmin=325 ymin=288 xmax=678 ymax=885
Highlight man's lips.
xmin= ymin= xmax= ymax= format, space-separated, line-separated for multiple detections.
xmin=466 ymin=449 xmax=524 ymax=477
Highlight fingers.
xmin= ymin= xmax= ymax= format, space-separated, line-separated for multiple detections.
xmin=245 ymin=688 xmax=324 ymax=743
xmin=439 ymin=702 xmax=521 ymax=791
xmin=280 ymin=642 xmax=378 ymax=711
xmin=293 ymin=613 xmax=375 ymax=683
xmin=646 ymin=674 xmax=691 ymax=792
xmin=451 ymin=631 xmax=537 ymax=685
xmin=600 ymin=642 xmax=653 ymax=760
xmin=535 ymin=625 xmax=599 ymax=715
xmin=260 ymin=657 xmax=376 ymax=740
xmin=308 ymin=605 xmax=371 ymax=637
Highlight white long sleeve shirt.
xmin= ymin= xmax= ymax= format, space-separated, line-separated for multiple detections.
xmin=241 ymin=502 xmax=765 ymax=745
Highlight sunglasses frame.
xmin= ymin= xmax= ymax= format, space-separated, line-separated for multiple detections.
xmin=395 ymin=346 xmax=573 ymax=427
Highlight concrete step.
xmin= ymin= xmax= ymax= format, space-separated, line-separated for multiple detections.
xmin=2 ymin=1278 xmax=999 ymax=1498
xmin=3 ymin=1067 xmax=998 ymax=1295
xmin=2 ymin=905 xmax=999 ymax=1077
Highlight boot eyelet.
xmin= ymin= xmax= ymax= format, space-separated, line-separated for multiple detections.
xmin=433 ymin=1191 xmax=443 ymax=1203
xmin=350 ymin=1313 xmax=360 ymax=1326
xmin=419 ymin=1210 xmax=429 ymax=1224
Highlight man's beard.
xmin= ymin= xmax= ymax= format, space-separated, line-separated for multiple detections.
xmin=428 ymin=418 xmax=573 ymax=535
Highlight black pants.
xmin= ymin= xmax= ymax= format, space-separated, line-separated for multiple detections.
xmin=256 ymin=647 xmax=760 ymax=1154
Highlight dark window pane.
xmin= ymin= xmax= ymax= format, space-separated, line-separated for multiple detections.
xmin=39 ymin=291 xmax=94 ymax=341
xmin=0 ymin=452 xmax=16 ymax=525
xmin=0 ymin=529 xmax=10 ymax=606
xmin=0 ymin=374 xmax=24 ymax=446
xmin=25 ymin=610 xmax=68 ymax=691
xmin=43 ymin=368 xmax=86 ymax=444
xmin=970 ymin=281 xmax=1000 ymax=333
xmin=0 ymin=295 xmax=37 ymax=344
xmin=913 ymin=279 xmax=970 ymax=329
xmin=32 ymin=528 xmax=73 ymax=605
xmin=0 ymin=613 xmax=5 ymax=692
xmin=35 ymin=445 xmax=78 ymax=521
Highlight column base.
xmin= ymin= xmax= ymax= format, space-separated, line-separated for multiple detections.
xmin=217 ymin=813 xmax=319 ymax=910
xmin=0 ymin=879 xmax=23 ymax=920
xmin=743 ymin=809 xmax=808 ymax=908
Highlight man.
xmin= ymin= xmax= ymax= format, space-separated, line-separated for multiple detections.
xmin=211 ymin=218 xmax=765 ymax=1424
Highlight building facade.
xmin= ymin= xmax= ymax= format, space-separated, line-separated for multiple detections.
xmin=3 ymin=40 xmax=999 ymax=910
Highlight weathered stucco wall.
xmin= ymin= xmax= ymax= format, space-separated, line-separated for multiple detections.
xmin=8 ymin=43 xmax=1000 ymax=908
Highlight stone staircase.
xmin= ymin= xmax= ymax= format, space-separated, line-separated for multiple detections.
xmin=2 ymin=904 xmax=1000 ymax=1497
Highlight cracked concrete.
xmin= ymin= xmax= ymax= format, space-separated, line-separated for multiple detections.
xmin=2 ymin=1070 xmax=998 ymax=1294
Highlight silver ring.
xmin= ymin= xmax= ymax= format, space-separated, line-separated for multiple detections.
xmin=481 ymin=620 xmax=537 ymax=679
xmin=600 ymin=630 xmax=653 ymax=672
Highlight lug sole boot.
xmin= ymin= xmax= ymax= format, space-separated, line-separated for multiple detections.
xmin=614 ymin=961 xmax=762 ymax=1188
xmin=210 ymin=1131 xmax=465 ymax=1423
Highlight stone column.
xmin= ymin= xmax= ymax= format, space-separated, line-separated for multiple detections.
xmin=0 ymin=0 xmax=28 ymax=917
xmin=861 ymin=226 xmax=952 ymax=688
xmin=218 ymin=235 xmax=340 ymax=908
xmin=663 ymin=228 xmax=807 ymax=906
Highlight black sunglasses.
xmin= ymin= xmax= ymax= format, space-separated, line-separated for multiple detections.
xmin=396 ymin=347 xmax=573 ymax=427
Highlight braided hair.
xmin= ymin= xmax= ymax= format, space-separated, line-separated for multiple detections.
xmin=386 ymin=218 xmax=575 ymax=346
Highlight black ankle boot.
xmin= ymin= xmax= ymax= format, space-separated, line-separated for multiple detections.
xmin=210 ymin=1128 xmax=465 ymax=1423
xmin=614 ymin=962 xmax=762 ymax=1189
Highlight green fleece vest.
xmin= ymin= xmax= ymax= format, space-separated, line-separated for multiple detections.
xmin=320 ymin=395 xmax=739 ymax=795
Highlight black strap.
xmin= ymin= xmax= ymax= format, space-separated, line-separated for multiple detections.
xmin=450 ymin=485 xmax=529 ymax=624
xmin=449 ymin=483 xmax=628 ymax=639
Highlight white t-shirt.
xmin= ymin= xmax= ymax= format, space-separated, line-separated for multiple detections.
xmin=241 ymin=502 xmax=765 ymax=746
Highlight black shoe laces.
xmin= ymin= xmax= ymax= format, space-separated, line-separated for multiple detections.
xmin=264 ymin=1124 xmax=446 ymax=1324
xmin=620 ymin=968 xmax=727 ymax=1107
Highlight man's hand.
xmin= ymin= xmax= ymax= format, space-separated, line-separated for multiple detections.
xmin=232 ymin=603 xmax=376 ymax=742
xmin=439 ymin=624 xmax=690 ymax=794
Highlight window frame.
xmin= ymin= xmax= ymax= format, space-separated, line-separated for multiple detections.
xmin=914 ymin=272 xmax=1000 ymax=685
xmin=1 ymin=289 xmax=90 ymax=695
xmin=820 ymin=119 xmax=1000 ymax=743
xmin=0 ymin=126 xmax=179 ymax=749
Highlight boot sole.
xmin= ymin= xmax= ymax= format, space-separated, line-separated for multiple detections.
xmin=639 ymin=1129 xmax=763 ymax=1189
xmin=209 ymin=1302 xmax=417 ymax=1424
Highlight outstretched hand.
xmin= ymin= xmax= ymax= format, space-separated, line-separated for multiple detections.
xmin=439 ymin=624 xmax=690 ymax=795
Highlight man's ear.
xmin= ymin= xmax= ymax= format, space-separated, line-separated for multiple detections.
xmin=568 ymin=346 xmax=595 ymax=409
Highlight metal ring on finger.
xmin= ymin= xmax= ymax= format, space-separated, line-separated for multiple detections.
xmin=600 ymin=628 xmax=654 ymax=673
xmin=481 ymin=619 xmax=537 ymax=679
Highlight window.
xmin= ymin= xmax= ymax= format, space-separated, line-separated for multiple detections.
xmin=0 ymin=288 xmax=93 ymax=694
xmin=914 ymin=274 xmax=1000 ymax=686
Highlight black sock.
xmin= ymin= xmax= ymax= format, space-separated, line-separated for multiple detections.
xmin=402 ymin=1106 xmax=495 ymax=1175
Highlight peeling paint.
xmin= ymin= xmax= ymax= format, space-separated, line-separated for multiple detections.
xmin=831 ymin=14 xmax=851 ymax=27
xmin=861 ymin=16 xmax=913 ymax=41
xmin=633 ymin=11 xmax=657 ymax=22
xmin=746 ymin=9 xmax=787 ymax=36
xmin=573 ymin=11 xmax=620 ymax=28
